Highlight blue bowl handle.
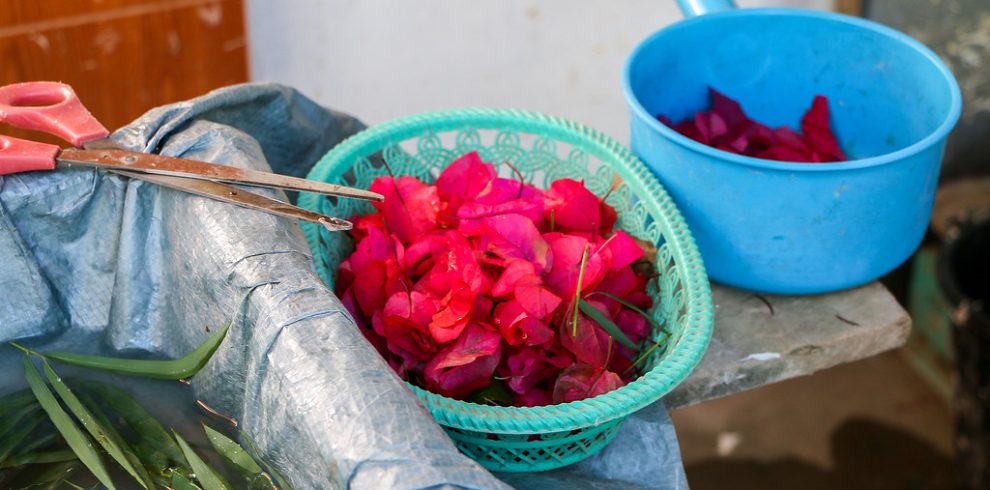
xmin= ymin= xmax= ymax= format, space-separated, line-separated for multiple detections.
xmin=676 ymin=0 xmax=737 ymax=17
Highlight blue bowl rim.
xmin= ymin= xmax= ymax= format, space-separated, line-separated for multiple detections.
xmin=621 ymin=8 xmax=963 ymax=173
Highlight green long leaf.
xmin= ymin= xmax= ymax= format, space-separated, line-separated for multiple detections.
xmin=170 ymin=471 xmax=204 ymax=490
xmin=202 ymin=425 xmax=277 ymax=489
xmin=14 ymin=431 xmax=56 ymax=457
xmin=239 ymin=433 xmax=291 ymax=490
xmin=622 ymin=331 xmax=672 ymax=377
xmin=0 ymin=388 xmax=36 ymax=415
xmin=0 ymin=403 xmax=40 ymax=446
xmin=202 ymin=425 xmax=260 ymax=474
xmin=0 ymin=451 xmax=76 ymax=468
xmin=577 ymin=299 xmax=637 ymax=350
xmin=174 ymin=431 xmax=232 ymax=490
xmin=76 ymin=381 xmax=185 ymax=469
xmin=585 ymin=291 xmax=666 ymax=336
xmin=571 ymin=246 xmax=590 ymax=337
xmin=76 ymin=390 xmax=155 ymax=489
xmin=44 ymin=319 xmax=232 ymax=380
xmin=21 ymin=356 xmax=116 ymax=490
xmin=13 ymin=460 xmax=80 ymax=490
xmin=41 ymin=361 xmax=148 ymax=489
xmin=0 ymin=411 xmax=46 ymax=464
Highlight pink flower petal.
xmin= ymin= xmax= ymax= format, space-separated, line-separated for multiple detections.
xmin=544 ymin=179 xmax=603 ymax=234
xmin=710 ymin=87 xmax=748 ymax=128
xmin=543 ymin=233 xmax=605 ymax=297
xmin=436 ymin=151 xmax=497 ymax=203
xmin=559 ymin=302 xmax=612 ymax=369
xmin=384 ymin=291 xmax=437 ymax=332
xmin=369 ymin=176 xmax=440 ymax=244
xmin=460 ymin=214 xmax=551 ymax=271
xmin=494 ymin=301 xmax=555 ymax=347
xmin=598 ymin=230 xmax=644 ymax=271
xmin=514 ymin=284 xmax=562 ymax=320
xmin=425 ymin=323 xmax=502 ymax=399
xmin=429 ymin=284 xmax=475 ymax=343
xmin=500 ymin=347 xmax=569 ymax=395
xmin=552 ymin=364 xmax=624 ymax=404
xmin=615 ymin=308 xmax=650 ymax=344
xmin=491 ymin=260 xmax=538 ymax=298
xmin=515 ymin=389 xmax=553 ymax=407
xmin=801 ymin=95 xmax=847 ymax=161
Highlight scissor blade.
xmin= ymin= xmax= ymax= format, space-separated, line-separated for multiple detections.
xmin=57 ymin=148 xmax=384 ymax=202
xmin=115 ymin=170 xmax=352 ymax=231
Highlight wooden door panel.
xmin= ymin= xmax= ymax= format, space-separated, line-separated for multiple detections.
xmin=0 ymin=0 xmax=248 ymax=143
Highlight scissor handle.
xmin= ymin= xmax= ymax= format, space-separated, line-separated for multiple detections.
xmin=0 ymin=134 xmax=59 ymax=175
xmin=0 ymin=81 xmax=109 ymax=146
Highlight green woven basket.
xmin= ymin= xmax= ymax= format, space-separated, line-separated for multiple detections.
xmin=298 ymin=108 xmax=713 ymax=473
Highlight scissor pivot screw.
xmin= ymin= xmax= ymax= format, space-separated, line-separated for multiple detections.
xmin=122 ymin=155 xmax=137 ymax=163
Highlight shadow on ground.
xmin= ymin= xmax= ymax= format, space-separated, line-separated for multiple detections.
xmin=686 ymin=418 xmax=953 ymax=489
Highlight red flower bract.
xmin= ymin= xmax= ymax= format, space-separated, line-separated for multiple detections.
xmin=658 ymin=88 xmax=847 ymax=163
xmin=425 ymin=323 xmax=502 ymax=399
xmin=336 ymin=151 xmax=657 ymax=406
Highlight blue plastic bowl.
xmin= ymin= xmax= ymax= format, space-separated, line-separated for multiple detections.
xmin=623 ymin=1 xmax=962 ymax=294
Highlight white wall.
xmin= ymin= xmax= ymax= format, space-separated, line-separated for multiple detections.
xmin=246 ymin=0 xmax=833 ymax=143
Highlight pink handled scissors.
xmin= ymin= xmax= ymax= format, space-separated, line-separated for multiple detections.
xmin=0 ymin=81 xmax=383 ymax=231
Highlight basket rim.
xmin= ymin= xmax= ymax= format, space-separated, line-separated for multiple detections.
xmin=299 ymin=107 xmax=714 ymax=434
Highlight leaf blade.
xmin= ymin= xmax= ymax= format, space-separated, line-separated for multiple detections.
xmin=578 ymin=299 xmax=636 ymax=350
xmin=577 ymin=299 xmax=637 ymax=350
xmin=21 ymin=356 xmax=116 ymax=490
xmin=0 ymin=450 xmax=76 ymax=468
xmin=0 ymin=411 xmax=46 ymax=464
xmin=77 ymin=380 xmax=192 ymax=474
xmin=202 ymin=424 xmax=262 ymax=476
xmin=76 ymin=390 xmax=155 ymax=489
xmin=174 ymin=431 xmax=232 ymax=490
xmin=44 ymin=319 xmax=232 ymax=380
xmin=41 ymin=361 xmax=148 ymax=489
xmin=170 ymin=471 xmax=204 ymax=490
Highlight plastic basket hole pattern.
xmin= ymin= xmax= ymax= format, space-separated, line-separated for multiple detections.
xmin=445 ymin=422 xmax=625 ymax=472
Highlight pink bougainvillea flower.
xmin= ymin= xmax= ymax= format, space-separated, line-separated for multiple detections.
xmin=494 ymin=301 xmax=555 ymax=346
xmin=801 ymin=95 xmax=847 ymax=162
xmin=500 ymin=346 xmax=573 ymax=395
xmin=424 ymin=323 xmax=502 ymax=399
xmin=419 ymin=230 xmax=487 ymax=297
xmin=457 ymin=191 xmax=544 ymax=226
xmin=552 ymin=364 xmax=625 ymax=404
xmin=491 ymin=259 xmax=538 ymax=298
xmin=383 ymin=291 xmax=437 ymax=333
xmin=597 ymin=230 xmax=644 ymax=272
xmin=658 ymin=87 xmax=847 ymax=163
xmin=544 ymin=179 xmax=604 ymax=234
xmin=468 ymin=177 xmax=546 ymax=225
xmin=370 ymin=176 xmax=440 ymax=243
xmin=436 ymin=151 xmax=497 ymax=204
xmin=559 ymin=301 xmax=613 ymax=369
xmin=429 ymin=283 xmax=475 ymax=343
xmin=515 ymin=283 xmax=562 ymax=321
xmin=345 ymin=226 xmax=398 ymax=317
xmin=515 ymin=389 xmax=553 ymax=407
xmin=338 ymin=151 xmax=652 ymax=405
xmin=460 ymin=213 xmax=551 ymax=271
xmin=615 ymin=308 xmax=650 ymax=344
xmin=380 ymin=312 xmax=437 ymax=372
xmin=501 ymin=348 xmax=551 ymax=394
xmin=543 ymin=233 xmax=605 ymax=297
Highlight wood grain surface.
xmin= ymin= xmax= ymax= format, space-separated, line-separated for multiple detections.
xmin=0 ymin=0 xmax=248 ymax=143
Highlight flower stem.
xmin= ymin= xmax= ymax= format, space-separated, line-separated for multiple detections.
xmin=571 ymin=245 xmax=590 ymax=337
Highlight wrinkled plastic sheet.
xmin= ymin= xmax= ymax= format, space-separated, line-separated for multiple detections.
xmin=0 ymin=82 xmax=687 ymax=489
